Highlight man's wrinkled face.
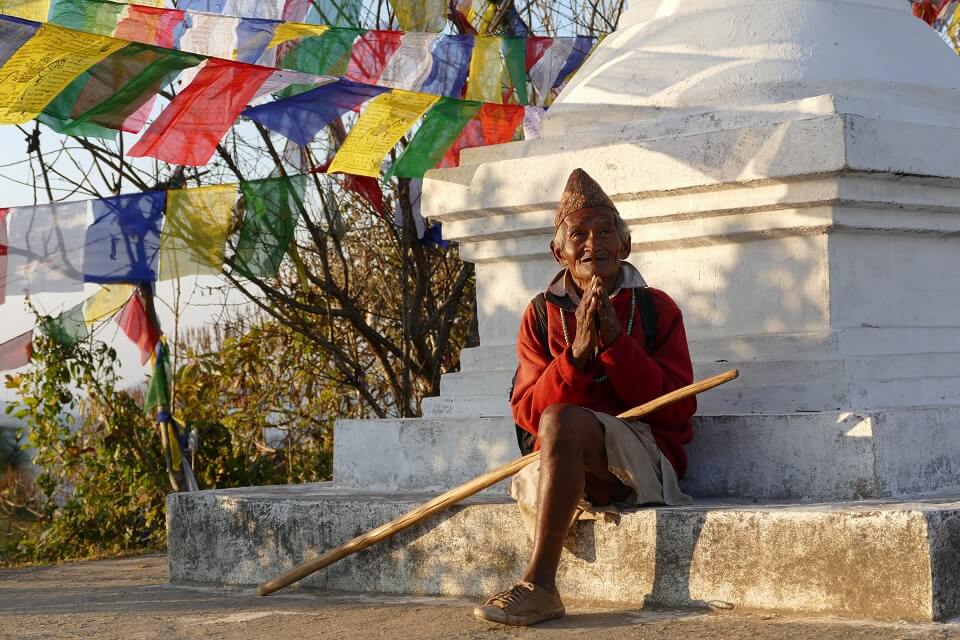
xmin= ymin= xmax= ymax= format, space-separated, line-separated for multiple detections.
xmin=551 ymin=208 xmax=626 ymax=289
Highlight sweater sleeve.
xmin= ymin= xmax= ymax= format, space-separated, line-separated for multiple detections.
xmin=510 ymin=302 xmax=597 ymax=437
xmin=597 ymin=289 xmax=696 ymax=428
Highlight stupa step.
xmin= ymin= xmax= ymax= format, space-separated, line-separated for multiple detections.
xmin=420 ymin=394 xmax=509 ymax=417
xmin=166 ymin=485 xmax=960 ymax=622
xmin=334 ymin=407 xmax=960 ymax=501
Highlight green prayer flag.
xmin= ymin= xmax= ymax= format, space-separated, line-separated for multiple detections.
xmin=233 ymin=175 xmax=307 ymax=279
xmin=502 ymin=37 xmax=528 ymax=106
xmin=41 ymin=303 xmax=89 ymax=348
xmin=277 ymin=28 xmax=365 ymax=97
xmin=49 ymin=0 xmax=125 ymax=35
xmin=144 ymin=342 xmax=170 ymax=415
xmin=386 ymin=98 xmax=481 ymax=180
xmin=39 ymin=72 xmax=118 ymax=140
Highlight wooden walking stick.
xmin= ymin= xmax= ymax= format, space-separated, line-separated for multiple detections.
xmin=257 ymin=369 xmax=739 ymax=597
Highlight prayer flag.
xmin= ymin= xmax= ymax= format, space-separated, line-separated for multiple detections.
xmin=344 ymin=30 xmax=403 ymax=85
xmin=439 ymin=102 xmax=523 ymax=167
xmin=522 ymin=105 xmax=545 ymax=140
xmin=83 ymin=191 xmax=165 ymax=284
xmin=502 ymin=36 xmax=527 ymax=105
xmin=378 ymin=33 xmax=439 ymax=91
xmin=235 ymin=17 xmax=278 ymax=63
xmin=393 ymin=177 xmax=425 ymax=238
xmin=177 ymin=0 xmax=284 ymax=19
xmin=0 ymin=0 xmax=50 ymax=22
xmin=275 ymin=27 xmax=363 ymax=94
xmin=281 ymin=0 xmax=312 ymax=22
xmin=525 ymin=36 xmax=551 ymax=71
xmin=114 ymin=5 xmax=185 ymax=48
xmin=267 ymin=22 xmax=328 ymax=48
xmin=143 ymin=340 xmax=170 ymax=413
xmin=529 ymin=36 xmax=573 ymax=106
xmin=115 ymin=292 xmax=159 ymax=365
xmin=41 ymin=303 xmax=89 ymax=348
xmin=234 ymin=175 xmax=306 ymax=279
xmin=341 ymin=175 xmax=385 ymax=215
xmin=249 ymin=69 xmax=334 ymax=106
xmin=242 ymin=78 xmax=388 ymax=146
xmin=159 ymin=184 xmax=235 ymax=280
xmin=552 ymin=36 xmax=594 ymax=90
xmin=0 ymin=330 xmax=32 ymax=371
xmin=128 ymin=58 xmax=273 ymax=166
xmin=419 ymin=35 xmax=472 ymax=98
xmin=327 ymin=89 xmax=439 ymax=177
xmin=48 ymin=0 xmax=126 ymax=34
xmin=43 ymin=44 xmax=204 ymax=136
xmin=0 ymin=14 xmax=40 ymax=65
xmin=386 ymin=97 xmax=480 ymax=179
xmin=0 ymin=208 xmax=7 ymax=306
xmin=305 ymin=0 xmax=361 ymax=28
xmin=5 ymin=202 xmax=88 ymax=295
xmin=83 ymin=284 xmax=135 ymax=327
xmin=391 ymin=0 xmax=446 ymax=33
xmin=465 ymin=36 xmax=504 ymax=103
xmin=0 ymin=23 xmax=127 ymax=124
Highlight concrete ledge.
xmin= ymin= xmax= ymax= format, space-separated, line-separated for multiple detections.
xmin=166 ymin=486 xmax=960 ymax=621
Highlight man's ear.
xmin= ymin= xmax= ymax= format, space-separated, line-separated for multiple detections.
xmin=550 ymin=238 xmax=565 ymax=265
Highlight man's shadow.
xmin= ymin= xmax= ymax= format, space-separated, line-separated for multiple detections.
xmin=550 ymin=506 xmax=709 ymax=630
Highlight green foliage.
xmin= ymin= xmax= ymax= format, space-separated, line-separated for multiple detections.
xmin=3 ymin=332 xmax=169 ymax=564
xmin=0 ymin=313 xmax=334 ymax=566
xmin=0 ymin=428 xmax=26 ymax=473
xmin=175 ymin=319 xmax=335 ymax=488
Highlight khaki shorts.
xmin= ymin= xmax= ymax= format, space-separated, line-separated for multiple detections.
xmin=509 ymin=410 xmax=692 ymax=538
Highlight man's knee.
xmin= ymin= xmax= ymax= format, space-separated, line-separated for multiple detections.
xmin=538 ymin=404 xmax=601 ymax=452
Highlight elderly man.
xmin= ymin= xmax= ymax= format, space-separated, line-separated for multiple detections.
xmin=473 ymin=168 xmax=697 ymax=626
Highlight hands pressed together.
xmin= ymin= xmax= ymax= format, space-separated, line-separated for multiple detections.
xmin=570 ymin=276 xmax=621 ymax=370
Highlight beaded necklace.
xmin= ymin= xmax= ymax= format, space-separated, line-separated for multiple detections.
xmin=558 ymin=288 xmax=637 ymax=383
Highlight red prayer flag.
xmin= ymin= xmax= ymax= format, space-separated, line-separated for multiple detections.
xmin=128 ymin=59 xmax=274 ymax=166
xmin=344 ymin=31 xmax=404 ymax=85
xmin=342 ymin=175 xmax=385 ymax=215
xmin=526 ymin=37 xmax=553 ymax=72
xmin=0 ymin=331 xmax=32 ymax=371
xmin=0 ymin=208 xmax=8 ymax=306
xmin=439 ymin=103 xmax=524 ymax=168
xmin=115 ymin=293 xmax=160 ymax=365
xmin=115 ymin=6 xmax=185 ymax=47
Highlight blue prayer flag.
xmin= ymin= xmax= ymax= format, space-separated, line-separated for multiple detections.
xmin=552 ymin=36 xmax=594 ymax=90
xmin=242 ymin=79 xmax=388 ymax=146
xmin=235 ymin=17 xmax=277 ymax=64
xmin=419 ymin=36 xmax=473 ymax=98
xmin=83 ymin=191 xmax=165 ymax=284
xmin=0 ymin=16 xmax=41 ymax=63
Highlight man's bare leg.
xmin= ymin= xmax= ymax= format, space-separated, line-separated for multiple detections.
xmin=520 ymin=403 xmax=626 ymax=591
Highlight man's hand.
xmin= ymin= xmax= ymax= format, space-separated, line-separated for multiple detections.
xmin=570 ymin=285 xmax=598 ymax=369
xmin=591 ymin=276 xmax=621 ymax=348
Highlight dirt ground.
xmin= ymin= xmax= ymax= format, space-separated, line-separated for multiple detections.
xmin=3 ymin=554 xmax=960 ymax=639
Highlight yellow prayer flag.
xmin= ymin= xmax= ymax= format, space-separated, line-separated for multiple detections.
xmin=465 ymin=36 xmax=503 ymax=103
xmin=392 ymin=0 xmax=446 ymax=33
xmin=0 ymin=24 xmax=127 ymax=124
xmin=327 ymin=90 xmax=439 ymax=178
xmin=0 ymin=0 xmax=51 ymax=22
xmin=83 ymin=284 xmax=136 ymax=328
xmin=267 ymin=23 xmax=329 ymax=49
xmin=159 ymin=185 xmax=236 ymax=281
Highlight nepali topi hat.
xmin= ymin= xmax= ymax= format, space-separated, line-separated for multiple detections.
xmin=554 ymin=168 xmax=618 ymax=228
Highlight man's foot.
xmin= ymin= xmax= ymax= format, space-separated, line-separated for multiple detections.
xmin=472 ymin=581 xmax=565 ymax=627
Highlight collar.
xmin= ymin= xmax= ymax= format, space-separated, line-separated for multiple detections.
xmin=546 ymin=262 xmax=647 ymax=306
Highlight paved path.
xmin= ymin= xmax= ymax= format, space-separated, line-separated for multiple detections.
xmin=3 ymin=554 xmax=960 ymax=639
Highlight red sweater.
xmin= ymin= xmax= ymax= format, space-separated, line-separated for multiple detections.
xmin=509 ymin=287 xmax=696 ymax=478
